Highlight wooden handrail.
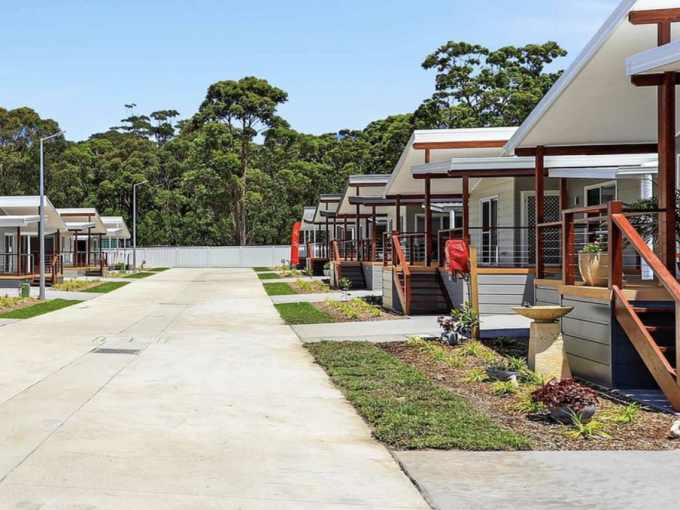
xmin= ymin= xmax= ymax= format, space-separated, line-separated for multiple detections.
xmin=611 ymin=213 xmax=680 ymax=298
xmin=331 ymin=240 xmax=342 ymax=282
xmin=392 ymin=234 xmax=411 ymax=315
xmin=610 ymin=208 xmax=680 ymax=408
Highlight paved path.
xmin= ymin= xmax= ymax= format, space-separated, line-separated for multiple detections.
xmin=271 ymin=290 xmax=380 ymax=304
xmin=293 ymin=315 xmax=532 ymax=343
xmin=0 ymin=268 xmax=428 ymax=509
xmin=395 ymin=451 xmax=680 ymax=510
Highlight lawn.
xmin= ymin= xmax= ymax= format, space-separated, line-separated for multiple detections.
xmin=53 ymin=280 xmax=100 ymax=292
xmin=305 ymin=341 xmax=529 ymax=451
xmin=258 ymin=272 xmax=281 ymax=280
xmin=149 ymin=267 xmax=170 ymax=272
xmin=253 ymin=267 xmax=273 ymax=272
xmin=0 ymin=299 xmax=82 ymax=319
xmin=82 ymin=281 xmax=130 ymax=294
xmin=275 ymin=302 xmax=335 ymax=325
xmin=124 ymin=272 xmax=155 ymax=279
xmin=264 ymin=283 xmax=297 ymax=296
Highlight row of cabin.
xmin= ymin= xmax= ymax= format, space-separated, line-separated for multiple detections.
xmin=0 ymin=196 xmax=131 ymax=286
xmin=302 ymin=0 xmax=680 ymax=411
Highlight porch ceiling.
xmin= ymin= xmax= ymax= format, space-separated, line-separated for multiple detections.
xmin=57 ymin=208 xmax=107 ymax=235
xmin=0 ymin=196 xmax=68 ymax=232
xmin=383 ymin=128 xmax=516 ymax=197
xmin=627 ymin=39 xmax=680 ymax=74
xmin=0 ymin=215 xmax=41 ymax=228
xmin=101 ymin=216 xmax=131 ymax=239
xmin=337 ymin=175 xmax=390 ymax=216
xmin=505 ymin=0 xmax=680 ymax=152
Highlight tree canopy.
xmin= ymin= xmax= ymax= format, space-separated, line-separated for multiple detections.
xmin=0 ymin=40 xmax=566 ymax=246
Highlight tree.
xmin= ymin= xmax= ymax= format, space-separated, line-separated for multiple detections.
xmin=192 ymin=77 xmax=288 ymax=245
xmin=415 ymin=41 xmax=567 ymax=128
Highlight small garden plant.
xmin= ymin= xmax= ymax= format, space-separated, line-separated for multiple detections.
xmin=531 ymin=378 xmax=599 ymax=413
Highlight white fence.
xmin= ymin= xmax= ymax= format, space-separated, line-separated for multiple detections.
xmin=105 ymin=246 xmax=295 ymax=269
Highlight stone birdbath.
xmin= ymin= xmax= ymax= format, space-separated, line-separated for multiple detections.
xmin=512 ymin=306 xmax=574 ymax=381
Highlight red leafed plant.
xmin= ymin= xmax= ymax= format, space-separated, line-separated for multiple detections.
xmin=437 ymin=316 xmax=456 ymax=334
xmin=531 ymin=378 xmax=599 ymax=412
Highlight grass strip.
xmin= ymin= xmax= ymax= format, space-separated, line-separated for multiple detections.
xmin=253 ymin=267 xmax=273 ymax=272
xmin=275 ymin=302 xmax=335 ymax=325
xmin=124 ymin=272 xmax=155 ymax=279
xmin=149 ymin=267 xmax=170 ymax=272
xmin=264 ymin=283 xmax=297 ymax=296
xmin=258 ymin=272 xmax=281 ymax=280
xmin=305 ymin=341 xmax=530 ymax=451
xmin=82 ymin=281 xmax=130 ymax=294
xmin=0 ymin=299 xmax=82 ymax=319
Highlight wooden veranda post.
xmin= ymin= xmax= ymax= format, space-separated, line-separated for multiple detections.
xmin=371 ymin=205 xmax=377 ymax=261
xmin=658 ymin=71 xmax=677 ymax=274
xmin=462 ymin=177 xmax=470 ymax=246
xmin=425 ymin=175 xmax=432 ymax=266
xmin=395 ymin=195 xmax=401 ymax=233
xmin=608 ymin=201 xmax=624 ymax=289
xmin=16 ymin=226 xmax=21 ymax=275
xmin=535 ymin=146 xmax=546 ymax=279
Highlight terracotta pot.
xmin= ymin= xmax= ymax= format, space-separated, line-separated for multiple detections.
xmin=578 ymin=252 xmax=609 ymax=287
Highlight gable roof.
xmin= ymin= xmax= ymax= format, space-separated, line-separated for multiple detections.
xmin=383 ymin=128 xmax=517 ymax=197
xmin=505 ymin=0 xmax=679 ymax=153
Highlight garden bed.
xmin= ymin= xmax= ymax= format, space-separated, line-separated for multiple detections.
xmin=380 ymin=338 xmax=680 ymax=451
xmin=0 ymin=298 xmax=81 ymax=319
xmin=265 ymin=280 xmax=333 ymax=296
xmin=315 ymin=299 xmax=401 ymax=322
xmin=0 ymin=296 xmax=39 ymax=316
xmin=305 ymin=341 xmax=529 ymax=450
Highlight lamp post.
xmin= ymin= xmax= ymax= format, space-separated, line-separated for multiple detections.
xmin=132 ymin=180 xmax=148 ymax=272
xmin=39 ymin=131 xmax=64 ymax=301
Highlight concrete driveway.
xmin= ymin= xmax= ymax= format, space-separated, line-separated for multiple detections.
xmin=0 ymin=269 xmax=428 ymax=509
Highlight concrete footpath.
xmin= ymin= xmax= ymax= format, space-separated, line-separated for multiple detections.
xmin=294 ymin=314 xmax=531 ymax=343
xmin=395 ymin=451 xmax=680 ymax=510
xmin=0 ymin=268 xmax=428 ymax=509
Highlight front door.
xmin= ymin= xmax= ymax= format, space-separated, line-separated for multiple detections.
xmin=481 ymin=197 xmax=499 ymax=265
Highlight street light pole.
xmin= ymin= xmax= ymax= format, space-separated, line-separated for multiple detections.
xmin=39 ymin=131 xmax=64 ymax=301
xmin=132 ymin=180 xmax=148 ymax=272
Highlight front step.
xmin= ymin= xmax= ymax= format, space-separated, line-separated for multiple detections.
xmin=399 ymin=271 xmax=451 ymax=315
xmin=338 ymin=264 xmax=366 ymax=289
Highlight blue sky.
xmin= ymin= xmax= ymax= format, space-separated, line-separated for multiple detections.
xmin=0 ymin=0 xmax=620 ymax=141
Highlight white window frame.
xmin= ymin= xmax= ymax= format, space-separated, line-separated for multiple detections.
xmin=584 ymin=181 xmax=618 ymax=207
xmin=479 ymin=195 xmax=500 ymax=265
xmin=413 ymin=212 xmax=451 ymax=233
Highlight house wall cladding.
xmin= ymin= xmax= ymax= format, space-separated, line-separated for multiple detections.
xmin=105 ymin=246 xmax=292 ymax=269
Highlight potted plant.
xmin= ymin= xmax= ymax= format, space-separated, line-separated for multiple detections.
xmin=485 ymin=358 xmax=522 ymax=382
xmin=531 ymin=378 xmax=599 ymax=424
xmin=437 ymin=316 xmax=459 ymax=346
xmin=450 ymin=302 xmax=480 ymax=341
xmin=578 ymin=236 xmax=608 ymax=287
xmin=323 ymin=262 xmax=331 ymax=277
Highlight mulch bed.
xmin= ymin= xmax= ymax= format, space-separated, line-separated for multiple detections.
xmin=380 ymin=339 xmax=680 ymax=451
xmin=314 ymin=300 xmax=403 ymax=322
xmin=0 ymin=298 xmax=38 ymax=315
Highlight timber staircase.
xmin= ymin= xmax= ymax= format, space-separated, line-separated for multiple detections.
xmin=404 ymin=270 xmax=451 ymax=315
xmin=609 ymin=206 xmax=680 ymax=411
xmin=338 ymin=263 xmax=367 ymax=290
xmin=391 ymin=234 xmax=452 ymax=315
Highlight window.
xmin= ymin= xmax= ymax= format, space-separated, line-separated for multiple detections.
xmin=414 ymin=213 xmax=450 ymax=233
xmin=585 ymin=182 xmax=617 ymax=207
xmin=480 ymin=196 xmax=499 ymax=265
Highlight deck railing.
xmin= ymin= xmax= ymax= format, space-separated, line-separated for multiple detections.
xmin=437 ymin=226 xmax=545 ymax=269
xmin=0 ymin=253 xmax=35 ymax=277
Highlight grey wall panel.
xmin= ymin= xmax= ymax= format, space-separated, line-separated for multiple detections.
xmin=479 ymin=284 xmax=531 ymax=296
xmin=562 ymin=297 xmax=610 ymax=325
xmin=563 ymin=335 xmax=611 ymax=365
xmin=566 ymin=353 xmax=612 ymax=387
xmin=535 ymin=286 xmax=560 ymax=306
xmin=479 ymin=294 xmax=529 ymax=305
xmin=562 ymin=317 xmax=610 ymax=346
xmin=478 ymin=274 xmax=532 ymax=285
xmin=478 ymin=304 xmax=520 ymax=315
